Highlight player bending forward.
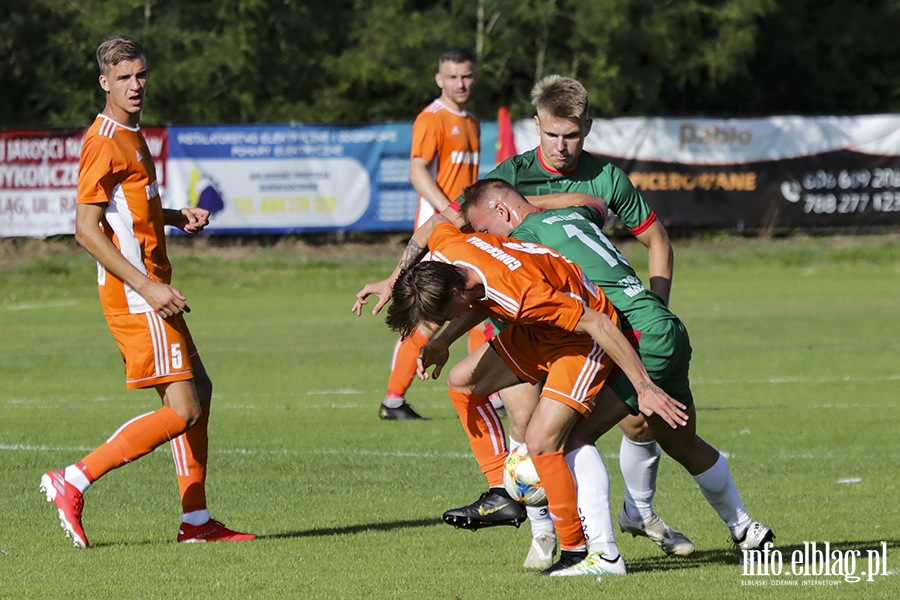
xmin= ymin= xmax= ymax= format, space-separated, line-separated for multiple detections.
xmin=387 ymin=218 xmax=688 ymax=576
xmin=455 ymin=179 xmax=774 ymax=574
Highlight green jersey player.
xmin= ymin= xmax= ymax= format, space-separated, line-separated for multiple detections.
xmin=353 ymin=75 xmax=679 ymax=569
xmin=461 ymin=178 xmax=774 ymax=572
xmin=503 ymin=202 xmax=689 ymax=409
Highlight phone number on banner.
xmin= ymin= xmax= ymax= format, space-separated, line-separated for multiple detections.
xmin=802 ymin=192 xmax=900 ymax=214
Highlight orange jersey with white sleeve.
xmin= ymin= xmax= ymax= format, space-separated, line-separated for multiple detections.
xmin=428 ymin=222 xmax=618 ymax=330
xmin=77 ymin=115 xmax=170 ymax=316
xmin=410 ymin=100 xmax=480 ymax=227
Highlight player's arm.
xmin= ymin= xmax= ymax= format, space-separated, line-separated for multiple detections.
xmin=75 ymin=202 xmax=188 ymax=318
xmin=352 ymin=208 xmax=467 ymax=316
xmin=409 ymin=156 xmax=452 ymax=213
xmin=633 ymin=220 xmax=674 ymax=306
xmin=526 ymin=192 xmax=609 ymax=217
xmin=417 ymin=307 xmax=486 ymax=380
xmin=573 ymin=306 xmax=687 ymax=428
xmin=164 ymin=207 xmax=210 ymax=235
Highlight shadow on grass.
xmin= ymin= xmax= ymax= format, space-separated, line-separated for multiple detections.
xmin=626 ymin=538 xmax=900 ymax=574
xmin=260 ymin=517 xmax=444 ymax=540
xmin=86 ymin=518 xmax=444 ymax=547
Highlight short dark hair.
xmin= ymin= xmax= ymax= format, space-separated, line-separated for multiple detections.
xmin=386 ymin=262 xmax=467 ymax=339
xmin=96 ymin=35 xmax=145 ymax=75
xmin=438 ymin=47 xmax=475 ymax=69
xmin=460 ymin=178 xmax=520 ymax=224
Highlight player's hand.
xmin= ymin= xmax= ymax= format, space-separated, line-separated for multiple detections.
xmin=179 ymin=207 xmax=210 ymax=234
xmin=142 ymin=280 xmax=190 ymax=318
xmin=636 ymin=381 xmax=688 ymax=428
xmin=417 ymin=340 xmax=450 ymax=380
xmin=352 ymin=279 xmax=392 ymax=316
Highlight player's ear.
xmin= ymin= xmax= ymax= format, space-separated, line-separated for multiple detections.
xmin=533 ymin=115 xmax=541 ymax=134
xmin=99 ymin=74 xmax=110 ymax=93
xmin=434 ymin=72 xmax=443 ymax=90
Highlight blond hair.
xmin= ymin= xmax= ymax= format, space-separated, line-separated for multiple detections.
xmin=96 ymin=35 xmax=145 ymax=75
xmin=531 ymin=75 xmax=589 ymax=120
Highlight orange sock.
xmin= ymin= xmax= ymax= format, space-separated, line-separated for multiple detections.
xmin=80 ymin=406 xmax=189 ymax=481
xmin=448 ymin=389 xmax=507 ymax=487
xmin=531 ymin=451 xmax=586 ymax=551
xmin=386 ymin=329 xmax=429 ymax=397
xmin=171 ymin=406 xmax=209 ymax=513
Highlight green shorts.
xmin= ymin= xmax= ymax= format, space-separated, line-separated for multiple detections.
xmin=609 ymin=317 xmax=694 ymax=414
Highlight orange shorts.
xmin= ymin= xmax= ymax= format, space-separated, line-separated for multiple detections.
xmin=492 ymin=324 xmax=613 ymax=417
xmin=104 ymin=312 xmax=199 ymax=390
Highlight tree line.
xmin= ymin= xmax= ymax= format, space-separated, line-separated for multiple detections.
xmin=2 ymin=0 xmax=898 ymax=129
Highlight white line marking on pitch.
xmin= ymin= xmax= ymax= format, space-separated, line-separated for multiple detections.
xmin=4 ymin=300 xmax=79 ymax=311
xmin=694 ymin=374 xmax=900 ymax=385
xmin=0 ymin=443 xmax=474 ymax=460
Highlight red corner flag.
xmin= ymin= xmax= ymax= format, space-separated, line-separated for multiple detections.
xmin=496 ymin=106 xmax=518 ymax=164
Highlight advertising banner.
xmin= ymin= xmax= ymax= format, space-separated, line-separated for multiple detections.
xmin=165 ymin=123 xmax=419 ymax=234
xmin=3 ymin=116 xmax=897 ymax=237
xmin=0 ymin=127 xmax=167 ymax=238
xmin=512 ymin=115 xmax=900 ymax=230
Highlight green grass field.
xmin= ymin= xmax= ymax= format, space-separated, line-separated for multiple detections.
xmin=1 ymin=233 xmax=899 ymax=599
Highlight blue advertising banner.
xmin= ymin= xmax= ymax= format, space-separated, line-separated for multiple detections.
xmin=166 ymin=122 xmax=499 ymax=234
xmin=166 ymin=123 xmax=418 ymax=233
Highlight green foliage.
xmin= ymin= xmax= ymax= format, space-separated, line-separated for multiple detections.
xmin=2 ymin=0 xmax=898 ymax=126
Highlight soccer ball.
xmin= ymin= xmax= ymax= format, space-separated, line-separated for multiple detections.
xmin=503 ymin=444 xmax=547 ymax=507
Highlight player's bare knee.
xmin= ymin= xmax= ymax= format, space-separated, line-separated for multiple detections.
xmin=447 ymin=365 xmax=476 ymax=393
xmin=523 ymin=430 xmax=564 ymax=457
xmin=161 ymin=380 xmax=202 ymax=427
xmin=171 ymin=402 xmax=202 ymax=428
xmin=619 ymin=413 xmax=654 ymax=443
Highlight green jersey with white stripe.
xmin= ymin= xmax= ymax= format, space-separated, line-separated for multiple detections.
xmin=509 ymin=205 xmax=676 ymax=332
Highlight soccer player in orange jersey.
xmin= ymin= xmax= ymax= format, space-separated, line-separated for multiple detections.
xmin=385 ymin=218 xmax=689 ymax=576
xmin=379 ymin=47 xmax=489 ymax=420
xmin=38 ymin=35 xmax=254 ymax=548
xmin=355 ymin=76 xmax=682 ymax=568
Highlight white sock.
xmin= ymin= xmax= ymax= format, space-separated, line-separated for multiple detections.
xmin=382 ymin=396 xmax=404 ymax=409
xmin=527 ymin=505 xmax=554 ymax=535
xmin=619 ymin=436 xmax=660 ymax=522
xmin=64 ymin=464 xmax=91 ymax=493
xmin=692 ymin=454 xmax=752 ymax=539
xmin=564 ymin=445 xmax=619 ymax=559
xmin=182 ymin=508 xmax=211 ymax=526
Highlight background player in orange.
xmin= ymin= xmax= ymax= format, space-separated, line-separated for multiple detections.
xmin=39 ymin=34 xmax=254 ymax=548
xmin=379 ymin=47 xmax=487 ymax=420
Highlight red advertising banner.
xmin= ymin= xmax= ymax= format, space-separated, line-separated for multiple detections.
xmin=0 ymin=127 xmax=167 ymax=238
